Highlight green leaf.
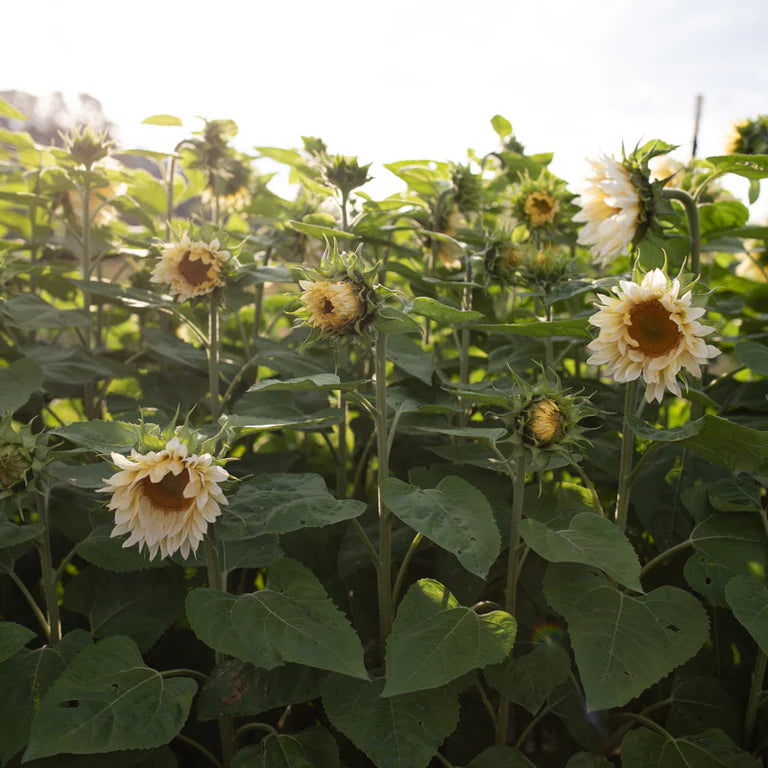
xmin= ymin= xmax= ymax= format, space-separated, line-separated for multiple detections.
xmin=141 ymin=114 xmax=183 ymax=127
xmin=476 ymin=319 xmax=591 ymax=339
xmin=0 ymin=357 xmax=43 ymax=412
xmin=24 ymin=636 xmax=196 ymax=760
xmin=247 ymin=374 xmax=366 ymax=393
xmin=490 ymin=115 xmax=512 ymax=140
xmin=409 ymin=297 xmax=484 ymax=324
xmin=484 ymin=642 xmax=571 ymax=715
xmin=0 ymin=621 xmax=35 ymax=663
xmin=1 ymin=295 xmax=89 ymax=329
xmin=708 ymin=476 xmax=762 ymax=512
xmin=230 ymin=391 xmax=342 ymax=431
xmin=76 ymin=525 xmax=168 ymax=572
xmin=198 ymin=659 xmax=328 ymax=720
xmin=288 ymin=220 xmax=356 ymax=240
xmin=64 ymin=567 xmax=187 ymax=652
xmin=467 ymin=746 xmax=533 ymax=767
xmin=706 ymin=154 xmax=768 ymax=180
xmin=0 ymin=518 xmax=43 ymax=548
xmin=691 ymin=514 xmax=768 ymax=576
xmin=699 ymin=201 xmax=749 ymax=238
xmin=665 ymin=677 xmax=740 ymax=742
xmin=186 ymin=558 xmax=367 ymax=679
xmin=383 ymin=579 xmax=516 ymax=696
xmin=218 ymin=473 xmax=365 ymax=540
xmin=734 ymin=341 xmax=768 ymax=375
xmin=374 ymin=306 xmax=423 ymax=335
xmin=0 ymin=630 xmax=91 ymax=763
xmin=236 ymin=263 xmax=293 ymax=285
xmin=381 ymin=477 xmax=501 ymax=578
xmin=232 ymin=726 xmax=338 ymax=768
xmin=0 ymin=98 xmax=27 ymax=120
xmin=386 ymin=334 xmax=434 ymax=385
xmin=322 ymin=676 xmax=460 ymax=768
xmin=25 ymin=345 xmax=123 ymax=386
xmin=521 ymin=512 xmax=642 ymax=591
xmin=52 ymin=420 xmax=140 ymax=454
xmin=621 ymin=727 xmax=759 ymax=768
xmin=725 ymin=576 xmax=768 ymax=654
xmin=566 ymin=754 xmax=614 ymax=768
xmin=143 ymin=328 xmax=206 ymax=369
xmin=544 ymin=563 xmax=709 ymax=711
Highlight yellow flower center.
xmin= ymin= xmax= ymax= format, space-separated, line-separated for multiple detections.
xmin=524 ymin=192 xmax=559 ymax=227
xmin=140 ymin=468 xmax=192 ymax=514
xmin=526 ymin=399 xmax=564 ymax=445
xmin=628 ymin=299 xmax=682 ymax=357
xmin=178 ymin=250 xmax=213 ymax=287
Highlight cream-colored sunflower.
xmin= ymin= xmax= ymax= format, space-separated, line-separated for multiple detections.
xmin=587 ymin=268 xmax=720 ymax=403
xmin=151 ymin=235 xmax=229 ymax=302
xmin=525 ymin=398 xmax=565 ymax=446
xmin=648 ymin=155 xmax=684 ymax=187
xmin=99 ymin=436 xmax=228 ymax=561
xmin=523 ymin=190 xmax=560 ymax=228
xmin=573 ymin=154 xmax=643 ymax=265
xmin=299 ymin=279 xmax=365 ymax=334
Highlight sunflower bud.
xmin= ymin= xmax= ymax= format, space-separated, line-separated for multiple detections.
xmin=325 ymin=156 xmax=372 ymax=197
xmin=485 ymin=235 xmax=522 ymax=286
xmin=0 ymin=442 xmax=32 ymax=488
xmin=525 ymin=398 xmax=565 ymax=446
xmin=523 ymin=191 xmax=559 ymax=228
xmin=451 ymin=164 xmax=483 ymax=214
xmin=61 ymin=125 xmax=114 ymax=169
xmin=726 ymin=115 xmax=768 ymax=155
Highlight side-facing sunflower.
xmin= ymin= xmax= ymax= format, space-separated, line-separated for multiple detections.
xmin=99 ymin=435 xmax=229 ymax=561
xmin=151 ymin=234 xmax=230 ymax=302
xmin=587 ymin=267 xmax=720 ymax=403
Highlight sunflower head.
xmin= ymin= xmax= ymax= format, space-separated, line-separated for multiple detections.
xmin=98 ymin=427 xmax=231 ymax=561
xmin=294 ymin=244 xmax=379 ymax=343
xmin=61 ymin=124 xmax=114 ymax=169
xmin=451 ymin=163 xmax=484 ymax=215
xmin=510 ymin=171 xmax=571 ymax=234
xmin=492 ymin=372 xmax=596 ymax=472
xmin=725 ymin=115 xmax=768 ymax=155
xmin=484 ymin=231 xmax=523 ymax=286
xmin=514 ymin=244 xmax=579 ymax=294
xmin=324 ymin=155 xmax=372 ymax=197
xmin=0 ymin=416 xmax=50 ymax=490
xmin=150 ymin=234 xmax=231 ymax=303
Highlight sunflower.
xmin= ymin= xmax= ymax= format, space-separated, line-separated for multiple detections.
xmin=573 ymin=154 xmax=643 ymax=265
xmin=299 ymin=279 xmax=365 ymax=334
xmin=99 ymin=437 xmax=229 ymax=560
xmin=523 ymin=190 xmax=560 ymax=228
xmin=151 ymin=235 xmax=229 ymax=302
xmin=586 ymin=268 xmax=720 ymax=403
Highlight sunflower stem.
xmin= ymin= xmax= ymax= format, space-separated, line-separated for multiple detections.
xmin=165 ymin=154 xmax=176 ymax=240
xmin=662 ymin=188 xmax=700 ymax=276
xmin=37 ymin=483 xmax=61 ymax=643
xmin=458 ymin=254 xmax=473 ymax=425
xmin=374 ymin=333 xmax=393 ymax=659
xmin=615 ymin=380 xmax=636 ymax=532
xmin=80 ymin=172 xmax=96 ymax=420
xmin=496 ymin=450 xmax=526 ymax=746
xmin=336 ymin=346 xmax=349 ymax=499
xmin=208 ymin=301 xmax=221 ymax=421
xmin=744 ymin=649 xmax=767 ymax=747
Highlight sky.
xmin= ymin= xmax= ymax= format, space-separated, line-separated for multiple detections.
xmin=2 ymin=0 xmax=768 ymax=211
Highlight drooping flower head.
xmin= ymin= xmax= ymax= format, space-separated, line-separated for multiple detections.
xmin=151 ymin=234 xmax=230 ymax=302
xmin=295 ymin=244 xmax=378 ymax=342
xmin=99 ymin=434 xmax=229 ymax=561
xmin=574 ymin=142 xmax=674 ymax=266
xmin=587 ymin=267 xmax=720 ymax=403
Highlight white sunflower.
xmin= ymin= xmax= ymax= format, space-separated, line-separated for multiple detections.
xmin=586 ymin=268 xmax=720 ymax=403
xmin=299 ymin=279 xmax=365 ymax=334
xmin=99 ymin=436 xmax=229 ymax=560
xmin=151 ymin=235 xmax=229 ymax=302
xmin=573 ymin=154 xmax=643 ymax=265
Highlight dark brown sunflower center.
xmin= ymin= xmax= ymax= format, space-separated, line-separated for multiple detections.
xmin=322 ymin=298 xmax=335 ymax=314
xmin=139 ymin=468 xmax=192 ymax=514
xmin=178 ymin=250 xmax=212 ymax=287
xmin=532 ymin=197 xmax=554 ymax=214
xmin=628 ymin=299 xmax=682 ymax=357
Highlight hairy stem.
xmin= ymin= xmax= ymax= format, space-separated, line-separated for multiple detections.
xmin=208 ymin=301 xmax=221 ymax=421
xmin=663 ymin=188 xmax=701 ymax=276
xmin=615 ymin=381 xmax=636 ymax=531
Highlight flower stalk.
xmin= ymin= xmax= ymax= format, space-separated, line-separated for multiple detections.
xmin=37 ymin=483 xmax=61 ymax=643
xmin=80 ymin=175 xmax=97 ymax=419
xmin=662 ymin=188 xmax=701 ymax=276
xmin=208 ymin=301 xmax=221 ymax=421
xmin=615 ymin=380 xmax=636 ymax=531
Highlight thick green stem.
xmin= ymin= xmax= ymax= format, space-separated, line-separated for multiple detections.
xmin=615 ymin=381 xmax=636 ymax=532
xmin=458 ymin=256 xmax=473 ymax=425
xmin=80 ymin=175 xmax=96 ymax=419
xmin=336 ymin=348 xmax=348 ymax=499
xmin=663 ymin=188 xmax=701 ymax=276
xmin=38 ymin=486 xmax=61 ymax=643
xmin=166 ymin=155 xmax=176 ymax=240
xmin=5 ymin=568 xmax=50 ymax=640
xmin=392 ymin=532 xmax=423 ymax=605
xmin=744 ymin=649 xmax=767 ymax=746
xmin=375 ymin=335 xmax=393 ymax=654
xmin=640 ymin=539 xmax=693 ymax=581
xmin=208 ymin=302 xmax=221 ymax=421
xmin=496 ymin=453 xmax=526 ymax=745
xmin=204 ymin=533 xmax=234 ymax=766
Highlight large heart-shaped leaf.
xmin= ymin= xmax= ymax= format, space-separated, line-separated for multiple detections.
xmin=383 ymin=579 xmax=516 ymax=696
xmin=381 ymin=477 xmax=500 ymax=578
xmin=0 ymin=357 xmax=43 ymax=412
xmin=620 ymin=727 xmax=758 ymax=767
xmin=691 ymin=514 xmax=768 ymax=574
xmin=544 ymin=563 xmax=709 ymax=711
xmin=725 ymin=575 xmax=768 ymax=654
xmin=322 ymin=676 xmax=459 ymax=768
xmin=24 ymin=636 xmax=196 ymax=760
xmin=0 ymin=621 xmax=35 ymax=664
xmin=218 ymin=473 xmax=365 ymax=540
xmin=186 ymin=558 xmax=367 ymax=679
xmin=232 ymin=726 xmax=338 ymax=768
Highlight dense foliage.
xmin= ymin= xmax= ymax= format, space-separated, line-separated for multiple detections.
xmin=1 ymin=101 xmax=768 ymax=768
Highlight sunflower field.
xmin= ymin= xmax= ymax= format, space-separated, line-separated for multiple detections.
xmin=1 ymin=102 xmax=768 ymax=768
